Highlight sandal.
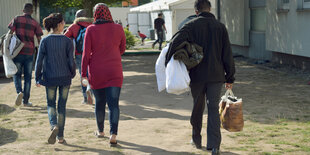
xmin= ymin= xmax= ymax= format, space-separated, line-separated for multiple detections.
xmin=110 ymin=140 xmax=117 ymax=145
xmin=94 ymin=131 xmax=105 ymax=138
xmin=110 ymin=135 xmax=117 ymax=145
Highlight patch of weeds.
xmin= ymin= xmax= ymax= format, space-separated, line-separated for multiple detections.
xmin=110 ymin=146 xmax=123 ymax=153
xmin=258 ymin=137 xmax=265 ymax=141
xmin=268 ymin=140 xmax=310 ymax=153
xmin=1 ymin=118 xmax=10 ymax=121
xmin=256 ymin=128 xmax=265 ymax=133
xmin=253 ymin=148 xmax=262 ymax=152
xmin=300 ymin=137 xmax=310 ymax=143
xmin=234 ymin=132 xmax=249 ymax=137
xmin=16 ymin=138 xmax=28 ymax=142
xmin=300 ymin=145 xmax=310 ymax=152
xmin=227 ymin=134 xmax=237 ymax=139
xmin=26 ymin=117 xmax=37 ymax=121
xmin=154 ymin=129 xmax=165 ymax=133
xmin=262 ymin=152 xmax=282 ymax=155
xmin=226 ymin=146 xmax=248 ymax=151
xmin=267 ymin=133 xmax=283 ymax=137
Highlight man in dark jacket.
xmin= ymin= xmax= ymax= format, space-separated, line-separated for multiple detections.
xmin=165 ymin=0 xmax=235 ymax=154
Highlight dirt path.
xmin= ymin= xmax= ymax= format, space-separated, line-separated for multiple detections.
xmin=0 ymin=55 xmax=309 ymax=155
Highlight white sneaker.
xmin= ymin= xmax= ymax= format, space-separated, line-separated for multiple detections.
xmin=23 ymin=102 xmax=32 ymax=107
xmin=15 ymin=92 xmax=23 ymax=106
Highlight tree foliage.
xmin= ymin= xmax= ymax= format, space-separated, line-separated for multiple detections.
xmin=39 ymin=0 xmax=127 ymax=16
xmin=138 ymin=0 xmax=151 ymax=5
xmin=124 ymin=28 xmax=136 ymax=49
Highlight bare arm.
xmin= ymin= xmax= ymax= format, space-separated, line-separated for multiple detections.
xmin=163 ymin=24 xmax=167 ymax=33
xmin=37 ymin=36 xmax=41 ymax=45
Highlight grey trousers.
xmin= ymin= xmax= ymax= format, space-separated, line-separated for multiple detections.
xmin=190 ymin=82 xmax=223 ymax=149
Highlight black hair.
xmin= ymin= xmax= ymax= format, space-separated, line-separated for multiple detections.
xmin=23 ymin=3 xmax=33 ymax=13
xmin=158 ymin=13 xmax=163 ymax=16
xmin=43 ymin=13 xmax=64 ymax=32
xmin=194 ymin=0 xmax=211 ymax=12
xmin=138 ymin=30 xmax=140 ymax=32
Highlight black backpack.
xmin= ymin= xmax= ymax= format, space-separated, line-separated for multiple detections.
xmin=75 ymin=25 xmax=86 ymax=54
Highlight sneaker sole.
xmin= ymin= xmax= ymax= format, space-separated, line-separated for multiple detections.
xmin=15 ymin=93 xmax=23 ymax=106
xmin=48 ymin=127 xmax=59 ymax=144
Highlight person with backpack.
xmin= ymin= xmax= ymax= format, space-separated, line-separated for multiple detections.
xmin=65 ymin=9 xmax=93 ymax=105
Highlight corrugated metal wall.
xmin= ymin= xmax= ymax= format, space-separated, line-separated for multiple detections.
xmin=0 ymin=0 xmax=33 ymax=36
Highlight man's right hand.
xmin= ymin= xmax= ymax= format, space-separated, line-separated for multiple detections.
xmin=225 ymin=83 xmax=233 ymax=89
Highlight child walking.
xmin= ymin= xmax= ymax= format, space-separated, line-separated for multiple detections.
xmin=35 ymin=13 xmax=76 ymax=144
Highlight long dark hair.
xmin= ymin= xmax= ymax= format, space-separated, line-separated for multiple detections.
xmin=43 ymin=13 xmax=63 ymax=32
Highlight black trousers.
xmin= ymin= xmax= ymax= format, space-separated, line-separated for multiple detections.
xmin=190 ymin=82 xmax=223 ymax=149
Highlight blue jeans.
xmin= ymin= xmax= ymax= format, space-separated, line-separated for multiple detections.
xmin=153 ymin=30 xmax=164 ymax=49
xmin=92 ymin=87 xmax=121 ymax=135
xmin=75 ymin=55 xmax=87 ymax=98
xmin=13 ymin=54 xmax=34 ymax=104
xmin=46 ymin=85 xmax=70 ymax=138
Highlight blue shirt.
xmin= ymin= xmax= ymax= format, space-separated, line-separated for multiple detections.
xmin=35 ymin=34 xmax=76 ymax=86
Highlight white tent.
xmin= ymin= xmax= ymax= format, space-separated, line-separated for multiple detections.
xmin=129 ymin=0 xmax=217 ymax=40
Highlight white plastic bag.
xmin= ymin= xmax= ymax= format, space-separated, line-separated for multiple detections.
xmin=5 ymin=33 xmax=24 ymax=59
xmin=9 ymin=35 xmax=17 ymax=55
xmin=3 ymin=33 xmax=18 ymax=78
xmin=155 ymin=43 xmax=169 ymax=92
xmin=166 ymin=55 xmax=190 ymax=95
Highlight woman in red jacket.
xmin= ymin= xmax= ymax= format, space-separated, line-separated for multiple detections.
xmin=81 ymin=3 xmax=126 ymax=145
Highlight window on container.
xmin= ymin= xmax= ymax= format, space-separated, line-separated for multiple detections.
xmin=278 ymin=0 xmax=290 ymax=9
xmin=304 ymin=0 xmax=310 ymax=8
xmin=251 ymin=8 xmax=266 ymax=32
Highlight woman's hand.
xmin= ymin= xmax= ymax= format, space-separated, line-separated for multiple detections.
xmin=36 ymin=83 xmax=41 ymax=87
xmin=81 ymin=77 xmax=89 ymax=87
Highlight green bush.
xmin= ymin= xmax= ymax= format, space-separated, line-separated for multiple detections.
xmin=124 ymin=28 xmax=136 ymax=49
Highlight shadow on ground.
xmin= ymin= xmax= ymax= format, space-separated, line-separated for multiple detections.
xmin=0 ymin=128 xmax=18 ymax=146
xmin=117 ymin=140 xmax=195 ymax=155
xmin=121 ymin=55 xmax=310 ymax=125
xmin=55 ymin=143 xmax=124 ymax=154
xmin=0 ymin=104 xmax=15 ymax=115
xmin=0 ymin=77 xmax=12 ymax=84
